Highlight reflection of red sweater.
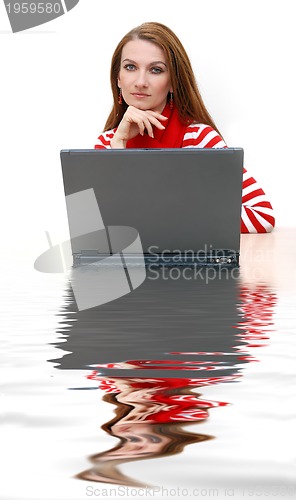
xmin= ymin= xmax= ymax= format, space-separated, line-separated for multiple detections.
xmin=88 ymin=370 xmax=233 ymax=423
xmin=87 ymin=284 xmax=276 ymax=424
xmin=95 ymin=105 xmax=275 ymax=234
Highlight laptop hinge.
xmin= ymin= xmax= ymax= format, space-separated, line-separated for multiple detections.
xmin=73 ymin=250 xmax=239 ymax=268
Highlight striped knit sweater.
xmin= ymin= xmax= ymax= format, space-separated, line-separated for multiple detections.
xmin=95 ymin=123 xmax=275 ymax=233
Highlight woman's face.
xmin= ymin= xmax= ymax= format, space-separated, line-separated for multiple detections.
xmin=117 ymin=39 xmax=172 ymax=113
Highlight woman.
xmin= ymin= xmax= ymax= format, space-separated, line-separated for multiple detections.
xmin=95 ymin=22 xmax=275 ymax=233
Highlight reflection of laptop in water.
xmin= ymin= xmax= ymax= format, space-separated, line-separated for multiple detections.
xmin=60 ymin=148 xmax=243 ymax=267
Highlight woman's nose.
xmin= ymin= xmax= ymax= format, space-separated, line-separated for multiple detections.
xmin=135 ymin=70 xmax=148 ymax=87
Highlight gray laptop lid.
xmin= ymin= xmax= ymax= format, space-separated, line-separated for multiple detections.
xmin=60 ymin=148 xmax=243 ymax=264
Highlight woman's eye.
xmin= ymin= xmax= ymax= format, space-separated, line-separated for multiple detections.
xmin=151 ymin=67 xmax=163 ymax=74
xmin=124 ymin=64 xmax=136 ymax=71
xmin=127 ymin=435 xmax=140 ymax=442
xmin=142 ymin=433 xmax=161 ymax=443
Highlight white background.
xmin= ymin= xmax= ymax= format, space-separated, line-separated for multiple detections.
xmin=0 ymin=0 xmax=295 ymax=259
xmin=1 ymin=5 xmax=296 ymax=498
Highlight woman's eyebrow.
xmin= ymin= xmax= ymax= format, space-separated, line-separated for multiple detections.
xmin=149 ymin=61 xmax=167 ymax=67
xmin=122 ymin=58 xmax=137 ymax=64
xmin=122 ymin=58 xmax=167 ymax=67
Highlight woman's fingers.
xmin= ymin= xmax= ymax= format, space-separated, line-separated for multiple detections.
xmin=115 ymin=106 xmax=169 ymax=142
xmin=126 ymin=107 xmax=168 ymax=129
xmin=141 ymin=116 xmax=154 ymax=137
xmin=146 ymin=110 xmax=169 ymax=122
xmin=131 ymin=111 xmax=167 ymax=138
xmin=144 ymin=111 xmax=167 ymax=132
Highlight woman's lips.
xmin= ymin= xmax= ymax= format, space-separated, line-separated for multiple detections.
xmin=131 ymin=93 xmax=150 ymax=98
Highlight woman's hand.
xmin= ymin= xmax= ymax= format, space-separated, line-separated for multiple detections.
xmin=110 ymin=106 xmax=168 ymax=148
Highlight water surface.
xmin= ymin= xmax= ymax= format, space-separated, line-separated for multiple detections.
xmin=1 ymin=229 xmax=296 ymax=499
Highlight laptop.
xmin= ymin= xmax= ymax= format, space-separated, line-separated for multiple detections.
xmin=60 ymin=148 xmax=243 ymax=267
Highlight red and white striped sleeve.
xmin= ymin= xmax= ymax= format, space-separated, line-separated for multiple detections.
xmin=94 ymin=130 xmax=115 ymax=149
xmin=241 ymin=168 xmax=275 ymax=233
xmin=182 ymin=123 xmax=227 ymax=149
xmin=182 ymin=123 xmax=275 ymax=233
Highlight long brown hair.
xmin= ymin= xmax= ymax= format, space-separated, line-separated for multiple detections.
xmin=104 ymin=22 xmax=222 ymax=135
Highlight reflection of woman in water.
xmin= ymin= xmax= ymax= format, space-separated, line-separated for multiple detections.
xmin=76 ymin=284 xmax=276 ymax=486
xmin=95 ymin=21 xmax=275 ymax=233
xmin=77 ymin=374 xmax=231 ymax=486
